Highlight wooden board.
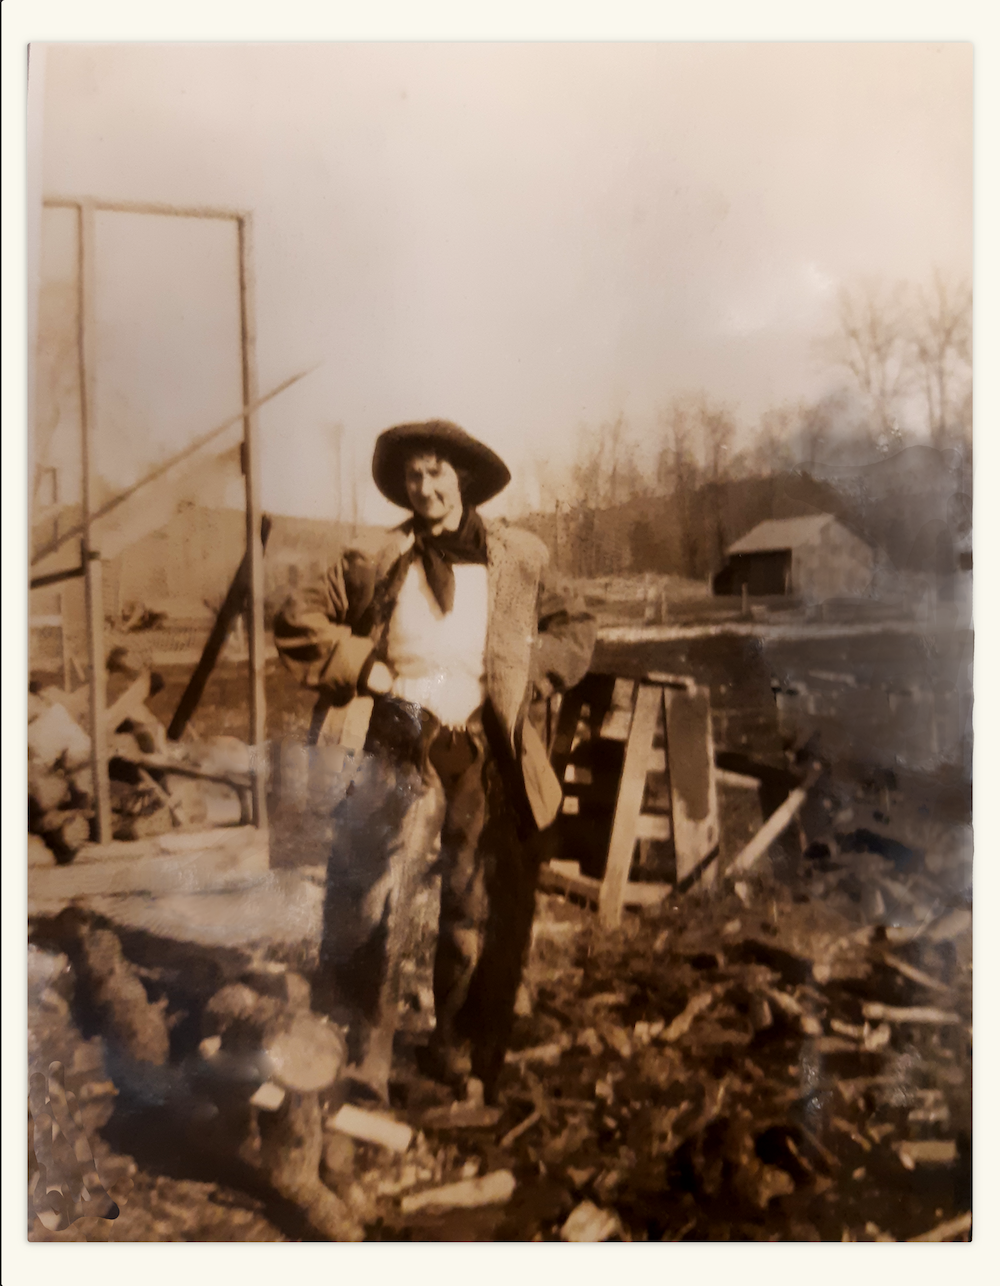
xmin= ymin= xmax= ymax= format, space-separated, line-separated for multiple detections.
xmin=27 ymin=824 xmax=269 ymax=913
xmin=598 ymin=683 xmax=663 ymax=929
xmin=663 ymin=684 xmax=720 ymax=886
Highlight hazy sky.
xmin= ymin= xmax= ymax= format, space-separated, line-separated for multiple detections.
xmin=32 ymin=42 xmax=972 ymax=525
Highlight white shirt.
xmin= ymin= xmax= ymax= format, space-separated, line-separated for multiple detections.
xmin=386 ymin=561 xmax=489 ymax=728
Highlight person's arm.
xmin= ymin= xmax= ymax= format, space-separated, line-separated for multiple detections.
xmin=529 ymin=566 xmax=597 ymax=699
xmin=273 ymin=552 xmax=387 ymax=702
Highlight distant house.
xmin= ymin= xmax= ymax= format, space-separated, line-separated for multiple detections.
xmin=713 ymin=514 xmax=874 ymax=601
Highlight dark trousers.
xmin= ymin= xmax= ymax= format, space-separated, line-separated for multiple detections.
xmin=316 ymin=696 xmax=540 ymax=1100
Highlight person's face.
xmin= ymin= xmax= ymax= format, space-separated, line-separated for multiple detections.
xmin=404 ymin=452 xmax=463 ymax=528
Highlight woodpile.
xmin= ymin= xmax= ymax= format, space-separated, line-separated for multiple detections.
xmin=27 ymin=657 xmax=250 ymax=862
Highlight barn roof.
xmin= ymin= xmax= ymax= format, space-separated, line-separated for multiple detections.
xmin=727 ymin=514 xmax=836 ymax=555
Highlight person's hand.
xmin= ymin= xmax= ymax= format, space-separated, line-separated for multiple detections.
xmin=365 ymin=660 xmax=394 ymax=696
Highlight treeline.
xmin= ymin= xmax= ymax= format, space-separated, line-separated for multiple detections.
xmin=523 ymin=273 xmax=972 ymax=582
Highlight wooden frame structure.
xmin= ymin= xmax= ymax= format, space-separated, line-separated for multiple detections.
xmin=34 ymin=197 xmax=269 ymax=846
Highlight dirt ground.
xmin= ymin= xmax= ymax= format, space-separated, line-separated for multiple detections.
xmin=27 ymin=620 xmax=972 ymax=1242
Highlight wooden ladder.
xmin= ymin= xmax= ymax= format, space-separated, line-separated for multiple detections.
xmin=543 ymin=672 xmax=720 ymax=929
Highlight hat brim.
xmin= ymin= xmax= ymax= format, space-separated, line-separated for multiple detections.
xmin=372 ymin=420 xmax=511 ymax=510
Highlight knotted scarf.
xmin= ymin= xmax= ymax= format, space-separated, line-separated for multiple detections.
xmin=409 ymin=507 xmax=488 ymax=613
xmin=361 ymin=507 xmax=488 ymax=638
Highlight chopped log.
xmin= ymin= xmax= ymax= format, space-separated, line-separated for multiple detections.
xmin=69 ymin=920 xmax=171 ymax=1065
xmin=39 ymin=811 xmax=91 ymax=862
xmin=29 ymin=834 xmax=54 ymax=867
xmin=28 ymin=766 xmax=70 ymax=814
xmin=399 ymin=1170 xmax=516 ymax=1215
xmin=262 ymin=1013 xmax=346 ymax=1093
xmin=862 ymin=1002 xmax=961 ymax=1025
xmin=329 ymin=1104 xmax=413 ymax=1153
xmin=257 ymin=1089 xmax=362 ymax=1241
xmin=28 ymin=703 xmax=91 ymax=771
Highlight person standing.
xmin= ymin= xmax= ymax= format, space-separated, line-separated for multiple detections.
xmin=274 ymin=420 xmax=596 ymax=1103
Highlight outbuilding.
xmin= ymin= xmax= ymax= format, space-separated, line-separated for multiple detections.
xmin=713 ymin=514 xmax=874 ymax=601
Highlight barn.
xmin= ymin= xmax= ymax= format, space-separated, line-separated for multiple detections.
xmin=713 ymin=514 xmax=874 ymax=601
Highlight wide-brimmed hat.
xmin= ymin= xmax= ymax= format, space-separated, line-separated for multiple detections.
xmin=372 ymin=419 xmax=511 ymax=510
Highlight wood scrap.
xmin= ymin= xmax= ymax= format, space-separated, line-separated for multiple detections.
xmin=862 ymin=1002 xmax=961 ymax=1024
xmin=908 ymin=1211 xmax=971 ymax=1242
xmin=399 ymin=1169 xmax=515 ymax=1214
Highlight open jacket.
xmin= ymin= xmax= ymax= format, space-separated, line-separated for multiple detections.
xmin=273 ymin=518 xmax=597 ymax=830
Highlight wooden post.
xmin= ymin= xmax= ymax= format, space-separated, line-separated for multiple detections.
xmin=78 ymin=202 xmax=113 ymax=844
xmin=237 ymin=213 xmax=268 ymax=830
xmin=59 ymin=591 xmax=71 ymax=692
xmin=598 ymin=683 xmax=662 ymax=930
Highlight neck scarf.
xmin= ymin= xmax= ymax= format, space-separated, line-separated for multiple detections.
xmin=360 ymin=507 xmax=489 ymax=639
xmin=409 ymin=507 xmax=488 ymax=613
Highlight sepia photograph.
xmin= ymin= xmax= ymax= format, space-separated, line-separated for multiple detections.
xmin=19 ymin=36 xmax=975 ymax=1246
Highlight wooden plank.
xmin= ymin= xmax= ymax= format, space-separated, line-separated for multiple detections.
xmin=728 ymin=784 xmax=809 ymax=876
xmin=238 ymin=213 xmax=268 ymax=830
xmin=599 ymin=683 xmax=663 ymax=930
xmin=663 ymin=684 xmax=719 ymax=887
xmin=635 ymin=813 xmax=671 ymax=841
xmin=105 ymin=670 xmax=152 ymax=730
xmin=27 ymin=825 xmax=268 ymax=910
xmin=540 ymin=861 xmax=671 ymax=909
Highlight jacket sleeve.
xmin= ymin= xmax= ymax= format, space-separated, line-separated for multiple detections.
xmin=272 ymin=551 xmax=377 ymax=702
xmin=529 ymin=567 xmax=597 ymax=699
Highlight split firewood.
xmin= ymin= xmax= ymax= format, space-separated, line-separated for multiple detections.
xmin=398 ymin=1169 xmax=516 ymax=1215
xmin=28 ymin=833 xmax=54 ymax=866
xmin=500 ymin=1107 xmax=542 ymax=1149
xmin=28 ymin=702 xmax=91 ymax=771
xmin=329 ymin=1104 xmax=413 ymax=1153
xmin=660 ymin=990 xmax=717 ymax=1043
xmin=763 ymin=987 xmax=823 ymax=1037
xmin=28 ymin=765 xmax=70 ymax=814
xmin=560 ymin=1200 xmax=622 ymax=1242
xmin=908 ymin=1211 xmax=971 ymax=1242
xmin=880 ymin=952 xmax=952 ymax=995
xmin=37 ymin=810 xmax=91 ymax=862
xmin=862 ymin=1002 xmax=961 ymax=1025
xmin=894 ymin=1139 xmax=957 ymax=1169
xmin=420 ymin=1095 xmax=502 ymax=1130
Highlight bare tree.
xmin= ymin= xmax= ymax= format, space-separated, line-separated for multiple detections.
xmin=698 ymin=399 xmax=736 ymax=484
xmin=656 ymin=398 xmax=701 ymax=576
xmin=910 ymin=270 xmax=972 ymax=450
xmin=749 ymin=403 xmax=799 ymax=476
xmin=826 ymin=280 xmax=911 ymax=446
